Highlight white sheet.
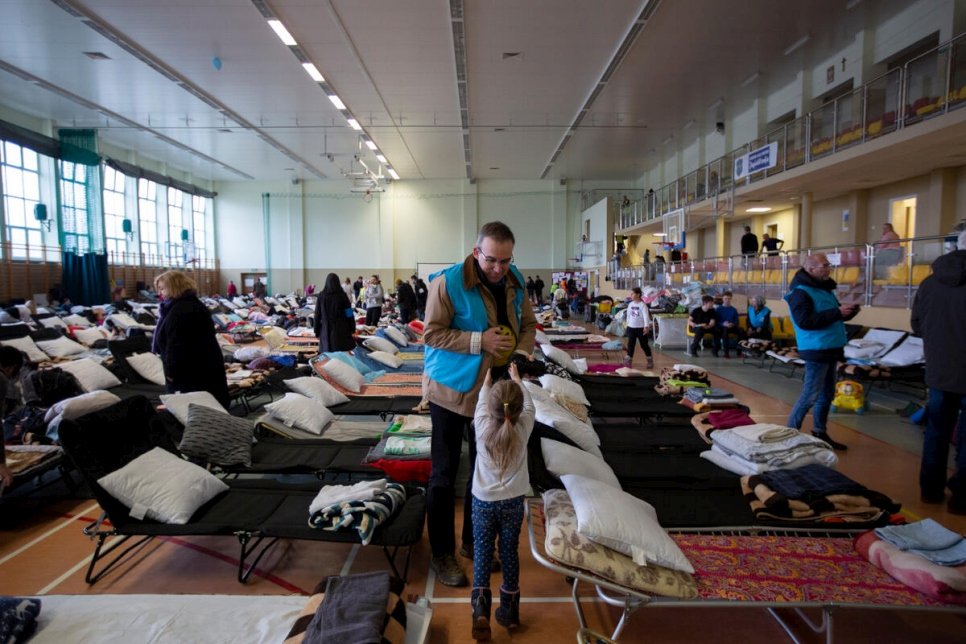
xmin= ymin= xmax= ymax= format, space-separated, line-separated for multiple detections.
xmin=879 ymin=335 xmax=925 ymax=367
xmin=31 ymin=594 xmax=432 ymax=644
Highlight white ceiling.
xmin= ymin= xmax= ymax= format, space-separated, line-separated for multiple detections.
xmin=0 ymin=0 xmax=951 ymax=193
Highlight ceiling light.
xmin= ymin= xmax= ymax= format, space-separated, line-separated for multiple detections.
xmin=376 ymin=154 xmax=387 ymax=163
xmin=328 ymin=95 xmax=346 ymax=110
xmin=746 ymin=207 xmax=772 ymax=213
xmin=388 ymin=168 xmax=400 ymax=180
xmin=740 ymin=72 xmax=760 ymax=88
xmin=364 ymin=139 xmax=378 ymax=151
xmin=347 ymin=118 xmax=362 ymax=131
xmin=82 ymin=51 xmax=111 ymax=60
xmin=662 ymin=136 xmax=673 ymax=145
xmin=268 ymin=20 xmax=297 ymax=46
xmin=708 ymin=97 xmax=724 ymax=111
xmin=302 ymin=62 xmax=324 ymax=82
xmin=653 ymin=233 xmax=666 ymax=237
xmin=783 ymin=35 xmax=810 ymax=56
xmin=683 ymin=119 xmax=695 ymax=130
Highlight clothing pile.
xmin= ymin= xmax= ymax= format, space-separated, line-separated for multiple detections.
xmin=701 ymin=424 xmax=838 ymax=475
xmin=855 ymin=518 xmax=966 ymax=604
xmin=738 ymin=464 xmax=899 ymax=524
xmin=654 ymin=364 xmax=710 ymax=396
xmin=364 ymin=415 xmax=433 ymax=483
xmin=680 ymin=386 xmax=740 ymax=412
xmin=691 ymin=408 xmax=756 ymax=443
xmin=307 ymin=479 xmax=408 ymax=546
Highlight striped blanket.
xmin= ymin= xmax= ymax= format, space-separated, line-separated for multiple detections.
xmin=308 ymin=482 xmax=407 ymax=545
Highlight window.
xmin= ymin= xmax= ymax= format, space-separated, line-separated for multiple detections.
xmin=1 ymin=141 xmax=43 ymax=260
xmin=191 ymin=194 xmax=210 ymax=262
xmin=138 ymin=178 xmax=159 ymax=262
xmin=59 ymin=160 xmax=91 ymax=254
xmin=103 ymin=165 xmax=129 ymax=263
xmin=167 ymin=186 xmax=184 ymax=265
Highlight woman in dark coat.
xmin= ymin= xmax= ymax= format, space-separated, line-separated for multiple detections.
xmin=314 ymin=273 xmax=356 ymax=353
xmin=153 ymin=270 xmax=230 ymax=408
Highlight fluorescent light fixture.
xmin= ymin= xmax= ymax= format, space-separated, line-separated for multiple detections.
xmin=268 ymin=20 xmax=297 ymax=46
xmin=376 ymin=154 xmax=387 ymax=163
xmin=708 ymin=97 xmax=724 ymax=111
xmin=302 ymin=62 xmax=324 ymax=82
xmin=662 ymin=135 xmax=673 ymax=145
xmin=653 ymin=233 xmax=666 ymax=237
xmin=746 ymin=206 xmax=772 ymax=213
xmin=388 ymin=168 xmax=400 ymax=180
xmin=783 ymin=35 xmax=810 ymax=57
xmin=364 ymin=139 xmax=378 ymax=151
xmin=683 ymin=119 xmax=695 ymax=130
xmin=347 ymin=118 xmax=362 ymax=131
xmin=740 ymin=72 xmax=760 ymax=88
xmin=328 ymin=95 xmax=346 ymax=110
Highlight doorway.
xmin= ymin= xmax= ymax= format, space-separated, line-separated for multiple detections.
xmin=888 ymin=196 xmax=917 ymax=239
xmin=240 ymin=272 xmax=267 ymax=296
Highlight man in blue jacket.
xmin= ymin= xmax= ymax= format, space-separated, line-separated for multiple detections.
xmin=422 ymin=221 xmax=537 ymax=586
xmin=784 ymin=253 xmax=860 ymax=451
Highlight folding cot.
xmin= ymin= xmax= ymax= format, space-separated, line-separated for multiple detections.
xmin=579 ymin=376 xmax=695 ymax=422
xmin=0 ymin=445 xmax=76 ymax=499
xmin=57 ymin=397 xmax=426 ymax=585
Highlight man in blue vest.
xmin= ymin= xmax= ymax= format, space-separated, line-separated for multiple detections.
xmin=785 ymin=253 xmax=860 ymax=451
xmin=423 ymin=221 xmax=537 ymax=586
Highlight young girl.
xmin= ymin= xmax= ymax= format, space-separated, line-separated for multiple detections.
xmin=624 ymin=286 xmax=654 ymax=369
xmin=470 ymin=363 xmax=535 ymax=641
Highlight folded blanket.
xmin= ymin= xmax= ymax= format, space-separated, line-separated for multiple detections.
xmin=855 ymin=530 xmax=966 ymax=604
xmin=396 ymin=414 xmax=433 ymax=433
xmin=309 ymin=482 xmax=407 ymax=546
xmin=303 ymin=571 xmax=390 ymax=644
xmin=875 ymin=519 xmax=966 ymax=566
xmin=760 ymin=463 xmax=869 ymax=500
xmin=741 ymin=475 xmax=898 ymax=523
xmin=728 ymin=423 xmax=798 ymax=444
xmin=385 ymin=435 xmax=431 ymax=456
xmin=707 ymin=444 xmax=837 ymax=475
xmin=705 ymin=409 xmax=755 ymax=429
xmin=713 ymin=430 xmax=837 ymax=466
xmin=308 ymin=479 xmax=387 ymax=515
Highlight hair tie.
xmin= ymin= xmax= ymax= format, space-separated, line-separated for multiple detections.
xmin=503 ymin=401 xmax=510 ymax=420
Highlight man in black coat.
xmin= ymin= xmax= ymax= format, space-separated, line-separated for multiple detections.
xmin=911 ymin=230 xmax=966 ymax=514
xmin=533 ymin=275 xmax=545 ymax=306
xmin=395 ymin=278 xmax=418 ymax=324
xmin=740 ymin=225 xmax=759 ymax=267
xmin=411 ymin=275 xmax=428 ymax=320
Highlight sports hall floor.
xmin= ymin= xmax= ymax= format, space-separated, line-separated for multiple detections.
xmin=2 ymin=329 xmax=965 ymax=643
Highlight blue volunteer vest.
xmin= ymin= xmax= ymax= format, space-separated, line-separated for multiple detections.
xmin=747 ymin=306 xmax=770 ymax=330
xmin=424 ymin=263 xmax=525 ymax=392
xmin=784 ymin=285 xmax=846 ymax=351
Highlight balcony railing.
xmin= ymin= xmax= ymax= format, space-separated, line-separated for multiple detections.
xmin=617 ymin=31 xmax=966 ymax=231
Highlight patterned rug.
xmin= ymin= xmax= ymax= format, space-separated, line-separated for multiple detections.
xmin=673 ymin=533 xmax=946 ymax=606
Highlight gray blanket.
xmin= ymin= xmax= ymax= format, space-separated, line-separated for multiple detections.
xmin=304 ymin=570 xmax=389 ymax=644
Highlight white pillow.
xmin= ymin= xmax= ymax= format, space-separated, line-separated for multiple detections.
xmin=109 ymin=312 xmax=139 ymax=328
xmin=63 ymin=313 xmax=93 ymax=328
xmin=538 ymin=374 xmax=591 ymax=406
xmin=362 ymin=336 xmax=399 ymax=355
xmin=44 ymin=390 xmax=121 ymax=424
xmin=73 ymin=326 xmax=109 ymax=347
xmin=160 ymin=391 xmax=227 ymax=425
xmin=57 ymin=358 xmax=122 ymax=392
xmin=36 ymin=335 xmax=87 ymax=358
xmin=0 ymin=336 xmax=49 ymax=362
xmin=322 ymin=359 xmax=365 ymax=393
xmin=284 ymin=376 xmax=350 ymax=407
xmin=368 ymin=350 xmax=403 ymax=369
xmin=126 ymin=352 xmax=166 ymax=386
xmin=39 ymin=317 xmax=67 ymax=329
xmin=541 ymin=438 xmax=620 ymax=489
xmin=524 ymin=383 xmax=601 ymax=457
xmin=672 ymin=363 xmax=706 ymax=373
xmin=97 ymin=447 xmax=229 ymax=524
xmin=540 ymin=343 xmax=584 ymax=374
xmin=535 ymin=329 xmax=550 ymax=345
xmin=383 ymin=326 xmax=409 ymax=347
xmin=562 ymin=473 xmax=694 ymax=573
xmin=264 ymin=392 xmax=335 ymax=435
xmin=234 ymin=346 xmax=269 ymax=362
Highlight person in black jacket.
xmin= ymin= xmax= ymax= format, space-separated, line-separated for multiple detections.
xmin=911 ymin=230 xmax=966 ymax=513
xmin=152 ymin=270 xmax=230 ymax=408
xmin=395 ymin=278 xmax=418 ymax=324
xmin=411 ymin=275 xmax=429 ymax=320
xmin=783 ymin=254 xmax=860 ymax=451
xmin=314 ymin=272 xmax=356 ymax=353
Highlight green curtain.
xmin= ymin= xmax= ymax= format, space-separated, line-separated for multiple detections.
xmin=61 ymin=251 xmax=109 ymax=305
xmin=57 ymin=129 xmax=104 ymax=255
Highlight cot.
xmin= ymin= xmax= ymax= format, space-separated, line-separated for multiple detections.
xmin=57 ymin=397 xmax=426 ymax=585
xmin=526 ymin=498 xmax=966 ymax=642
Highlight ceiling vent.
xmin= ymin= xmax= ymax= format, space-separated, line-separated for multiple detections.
xmin=82 ymin=51 xmax=111 ymax=60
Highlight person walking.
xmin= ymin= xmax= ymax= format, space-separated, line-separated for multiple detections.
xmin=363 ymin=275 xmax=384 ymax=326
xmin=153 ymin=270 xmax=230 ymax=408
xmin=226 ymin=279 xmax=238 ymax=299
xmin=468 ymin=363 xmax=534 ymax=640
xmin=533 ymin=275 xmax=544 ymax=306
xmin=525 ymin=276 xmax=535 ymax=305
xmin=395 ymin=278 xmax=417 ymax=324
xmin=411 ymin=274 xmax=429 ymax=320
xmin=623 ymin=287 xmax=653 ymax=368
xmin=314 ymin=273 xmax=356 ymax=353
xmin=784 ymin=253 xmax=860 ymax=451
xmin=911 ymin=230 xmax=966 ymax=514
xmin=422 ymin=221 xmax=537 ymax=587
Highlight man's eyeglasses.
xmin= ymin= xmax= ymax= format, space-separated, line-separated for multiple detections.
xmin=475 ymin=248 xmax=513 ymax=267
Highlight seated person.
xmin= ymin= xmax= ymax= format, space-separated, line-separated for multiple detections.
xmin=714 ymin=291 xmax=746 ymax=358
xmin=687 ymin=295 xmax=717 ymax=358
xmin=747 ymin=295 xmax=772 ymax=341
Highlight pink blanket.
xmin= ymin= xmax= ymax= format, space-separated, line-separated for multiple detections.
xmin=854 ymin=530 xmax=966 ymax=605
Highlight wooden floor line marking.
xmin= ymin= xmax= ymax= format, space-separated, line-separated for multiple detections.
xmin=0 ymin=502 xmax=99 ymax=567
xmin=160 ymin=536 xmax=308 ymax=594
xmin=33 ymin=538 xmax=122 ymax=596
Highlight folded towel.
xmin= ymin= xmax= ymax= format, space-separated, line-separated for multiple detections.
xmin=729 ymin=423 xmax=798 ymax=443
xmin=308 ymin=478 xmax=387 ymax=515
xmin=385 ymin=435 xmax=431 ymax=456
xmin=875 ymin=519 xmax=966 ymax=566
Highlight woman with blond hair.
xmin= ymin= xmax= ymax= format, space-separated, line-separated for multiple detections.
xmin=153 ymin=270 xmax=230 ymax=408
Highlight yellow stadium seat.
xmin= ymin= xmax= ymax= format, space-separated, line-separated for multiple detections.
xmin=911 ymin=264 xmax=932 ymax=285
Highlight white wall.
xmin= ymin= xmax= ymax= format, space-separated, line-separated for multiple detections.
xmin=873 ymin=0 xmax=956 ymax=62
xmin=580 ymin=197 xmax=608 ymax=268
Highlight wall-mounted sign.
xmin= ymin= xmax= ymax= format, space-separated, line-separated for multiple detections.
xmin=733 ymin=142 xmax=778 ymax=180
